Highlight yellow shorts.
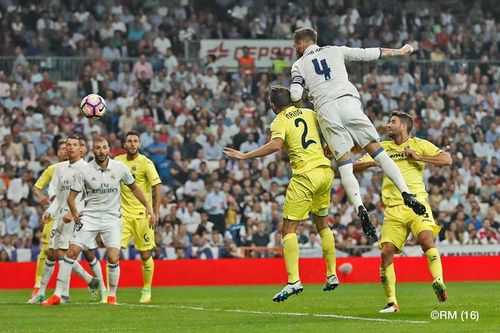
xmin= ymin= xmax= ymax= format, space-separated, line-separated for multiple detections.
xmin=121 ymin=216 xmax=156 ymax=251
xmin=379 ymin=201 xmax=440 ymax=253
xmin=282 ymin=166 xmax=334 ymax=221
xmin=41 ymin=217 xmax=55 ymax=245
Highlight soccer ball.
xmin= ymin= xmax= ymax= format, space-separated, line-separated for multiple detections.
xmin=80 ymin=94 xmax=107 ymax=118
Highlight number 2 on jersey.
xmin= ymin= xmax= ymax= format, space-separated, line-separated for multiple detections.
xmin=294 ymin=118 xmax=316 ymax=149
xmin=312 ymin=58 xmax=331 ymax=80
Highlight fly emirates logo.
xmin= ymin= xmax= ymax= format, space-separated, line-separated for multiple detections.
xmin=90 ymin=183 xmax=119 ymax=194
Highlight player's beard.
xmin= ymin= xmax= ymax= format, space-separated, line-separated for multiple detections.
xmin=95 ymin=154 xmax=108 ymax=165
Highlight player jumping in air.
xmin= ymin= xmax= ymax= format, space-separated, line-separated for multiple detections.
xmin=43 ymin=137 xmax=157 ymax=306
xmin=29 ymin=137 xmax=105 ymax=304
xmin=115 ymin=131 xmax=161 ymax=303
xmin=354 ymin=112 xmax=452 ymax=312
xmin=224 ymin=86 xmax=338 ymax=302
xmin=289 ymin=28 xmax=426 ymax=240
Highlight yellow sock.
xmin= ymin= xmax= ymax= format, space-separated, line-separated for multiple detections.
xmin=34 ymin=246 xmax=48 ymax=287
xmin=319 ymin=228 xmax=336 ymax=276
xmin=282 ymin=233 xmax=300 ymax=283
xmin=380 ymin=263 xmax=397 ymax=304
xmin=142 ymin=257 xmax=154 ymax=290
xmin=425 ymin=248 xmax=443 ymax=281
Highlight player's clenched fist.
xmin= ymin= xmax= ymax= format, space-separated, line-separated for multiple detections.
xmin=400 ymin=44 xmax=414 ymax=55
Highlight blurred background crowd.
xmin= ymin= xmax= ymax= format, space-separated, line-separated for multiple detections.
xmin=0 ymin=0 xmax=498 ymax=261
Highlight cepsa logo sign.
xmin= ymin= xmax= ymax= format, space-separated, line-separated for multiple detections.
xmin=200 ymin=40 xmax=294 ymax=68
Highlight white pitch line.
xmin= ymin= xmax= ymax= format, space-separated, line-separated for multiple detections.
xmin=0 ymin=301 xmax=429 ymax=324
xmin=171 ymin=305 xmax=430 ymax=324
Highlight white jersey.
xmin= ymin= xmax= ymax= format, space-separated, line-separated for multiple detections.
xmin=46 ymin=159 xmax=87 ymax=218
xmin=71 ymin=158 xmax=135 ymax=219
xmin=290 ymin=44 xmax=381 ymax=109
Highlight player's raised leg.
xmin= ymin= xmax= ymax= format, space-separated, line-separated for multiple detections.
xmin=273 ymin=219 xmax=303 ymax=303
xmin=379 ymin=242 xmax=399 ymax=313
xmin=418 ymin=230 xmax=447 ymax=302
xmin=364 ymin=142 xmax=426 ymax=216
xmin=317 ymin=104 xmax=378 ymax=240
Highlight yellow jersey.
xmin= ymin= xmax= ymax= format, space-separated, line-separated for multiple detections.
xmin=114 ymin=153 xmax=161 ymax=218
xmin=270 ymin=106 xmax=330 ymax=175
xmin=34 ymin=163 xmax=57 ymax=190
xmin=360 ymin=137 xmax=442 ymax=207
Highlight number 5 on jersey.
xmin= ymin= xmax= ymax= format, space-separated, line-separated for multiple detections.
xmin=312 ymin=58 xmax=331 ymax=81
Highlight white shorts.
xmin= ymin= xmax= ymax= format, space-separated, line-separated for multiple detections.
xmin=50 ymin=218 xmax=98 ymax=250
xmin=70 ymin=215 xmax=122 ymax=250
xmin=317 ymin=96 xmax=379 ymax=160
xmin=49 ymin=219 xmax=75 ymax=250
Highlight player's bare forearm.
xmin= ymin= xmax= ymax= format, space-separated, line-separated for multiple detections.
xmin=67 ymin=190 xmax=79 ymax=222
xmin=353 ymin=161 xmax=378 ymax=173
xmin=380 ymin=44 xmax=414 ymax=58
xmin=412 ymin=152 xmax=452 ymax=166
xmin=33 ymin=187 xmax=50 ymax=205
xmin=152 ymin=184 xmax=161 ymax=216
xmin=224 ymin=139 xmax=283 ymax=160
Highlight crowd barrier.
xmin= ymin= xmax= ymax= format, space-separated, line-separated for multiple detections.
xmin=1 ymin=256 xmax=499 ymax=289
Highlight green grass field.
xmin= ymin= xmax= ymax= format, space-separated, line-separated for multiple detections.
xmin=0 ymin=282 xmax=498 ymax=333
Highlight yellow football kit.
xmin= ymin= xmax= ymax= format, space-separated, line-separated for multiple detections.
xmin=360 ymin=137 xmax=441 ymax=252
xmin=33 ymin=163 xmax=57 ymax=287
xmin=270 ymin=106 xmax=334 ymax=221
xmin=34 ymin=164 xmax=57 ymax=245
xmin=115 ymin=154 xmax=161 ymax=251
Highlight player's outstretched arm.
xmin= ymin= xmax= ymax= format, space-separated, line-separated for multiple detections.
xmin=224 ymin=138 xmax=283 ymax=160
xmin=129 ymin=183 xmax=158 ymax=227
xmin=380 ymin=44 xmax=414 ymax=58
xmin=404 ymin=149 xmax=452 ymax=166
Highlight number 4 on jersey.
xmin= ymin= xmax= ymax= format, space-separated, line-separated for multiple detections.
xmin=312 ymin=58 xmax=331 ymax=81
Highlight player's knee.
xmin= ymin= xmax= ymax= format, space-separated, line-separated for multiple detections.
xmin=84 ymin=250 xmax=95 ymax=262
xmin=140 ymin=251 xmax=152 ymax=261
xmin=380 ymin=243 xmax=396 ymax=259
xmin=65 ymin=249 xmax=78 ymax=260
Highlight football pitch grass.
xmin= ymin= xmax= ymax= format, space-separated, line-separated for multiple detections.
xmin=0 ymin=282 xmax=498 ymax=333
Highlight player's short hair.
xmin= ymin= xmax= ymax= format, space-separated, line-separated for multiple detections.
xmin=125 ymin=130 xmax=140 ymax=141
xmin=66 ymin=135 xmax=81 ymax=143
xmin=269 ymin=85 xmax=292 ymax=110
xmin=56 ymin=139 xmax=66 ymax=149
xmin=93 ymin=136 xmax=108 ymax=147
xmin=390 ymin=111 xmax=413 ymax=134
xmin=79 ymin=137 xmax=87 ymax=147
xmin=293 ymin=27 xmax=318 ymax=44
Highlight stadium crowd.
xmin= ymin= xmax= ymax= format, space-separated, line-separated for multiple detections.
xmin=0 ymin=0 xmax=499 ymax=261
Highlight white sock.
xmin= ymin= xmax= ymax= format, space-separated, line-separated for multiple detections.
xmin=38 ymin=259 xmax=56 ymax=296
xmin=89 ymin=257 xmax=106 ymax=292
xmin=72 ymin=261 xmax=93 ymax=284
xmin=107 ymin=262 xmax=120 ymax=297
xmin=372 ymin=149 xmax=410 ymax=193
xmin=338 ymin=160 xmax=364 ymax=213
xmin=54 ymin=256 xmax=74 ymax=297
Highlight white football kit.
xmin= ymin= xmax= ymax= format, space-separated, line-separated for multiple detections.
xmin=290 ymin=44 xmax=381 ymax=159
xmin=70 ymin=158 xmax=135 ymax=250
xmin=46 ymin=159 xmax=95 ymax=250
